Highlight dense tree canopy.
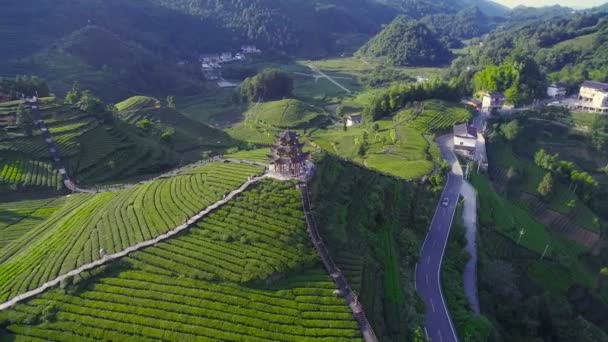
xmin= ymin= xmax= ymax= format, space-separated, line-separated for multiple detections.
xmin=0 ymin=75 xmax=50 ymax=99
xmin=473 ymin=55 xmax=546 ymax=105
xmin=240 ymin=69 xmax=293 ymax=103
xmin=357 ymin=16 xmax=453 ymax=67
xmin=361 ymin=79 xmax=464 ymax=122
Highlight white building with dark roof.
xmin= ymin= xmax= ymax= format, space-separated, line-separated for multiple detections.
xmin=346 ymin=114 xmax=362 ymax=127
xmin=453 ymin=124 xmax=478 ymax=157
xmin=547 ymin=82 xmax=567 ymax=99
xmin=575 ymin=80 xmax=608 ymax=113
xmin=481 ymin=92 xmax=505 ymax=114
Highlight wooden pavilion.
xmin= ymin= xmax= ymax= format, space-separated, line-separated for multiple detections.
xmin=269 ymin=131 xmax=310 ymax=176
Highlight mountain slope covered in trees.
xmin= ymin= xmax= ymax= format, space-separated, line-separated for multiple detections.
xmin=356 ymin=16 xmax=453 ymax=66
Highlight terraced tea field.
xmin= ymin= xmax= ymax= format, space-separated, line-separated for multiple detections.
xmin=0 ymin=197 xmax=66 ymax=250
xmin=409 ymin=100 xmax=472 ymax=133
xmin=0 ymin=99 xmax=177 ymax=190
xmin=0 ymin=179 xmax=362 ymax=341
xmin=0 ymin=162 xmax=264 ymax=303
xmin=115 ymin=96 xmax=233 ymax=153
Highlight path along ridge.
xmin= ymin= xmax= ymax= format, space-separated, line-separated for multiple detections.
xmin=25 ymin=97 xmax=94 ymax=193
xmin=299 ymin=182 xmax=378 ymax=342
xmin=0 ymin=173 xmax=268 ymax=311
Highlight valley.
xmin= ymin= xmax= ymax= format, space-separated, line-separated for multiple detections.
xmin=1 ymin=1 xmax=608 ymax=341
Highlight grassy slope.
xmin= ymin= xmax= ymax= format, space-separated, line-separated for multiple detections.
xmin=490 ymin=143 xmax=600 ymax=231
xmin=246 ymin=99 xmax=329 ymax=129
xmin=310 ymin=155 xmax=436 ymax=341
xmin=116 ymin=96 xmax=234 ymax=152
xmin=0 ymin=180 xmax=361 ymax=341
xmin=308 ymin=100 xmax=470 ymax=180
xmin=4 ymin=25 xmax=203 ymax=102
xmin=0 ymin=197 xmax=66 ymax=251
xmin=471 ymin=173 xmax=594 ymax=292
xmin=1 ymin=97 xmax=238 ymax=189
xmin=0 ymin=162 xmax=264 ymax=302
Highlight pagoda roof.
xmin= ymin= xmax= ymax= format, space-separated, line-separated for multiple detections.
xmin=277 ymin=130 xmax=299 ymax=142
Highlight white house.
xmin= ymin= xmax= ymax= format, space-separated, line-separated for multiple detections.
xmin=547 ymin=83 xmax=567 ymax=99
xmin=346 ymin=114 xmax=362 ymax=127
xmin=220 ymin=52 xmax=233 ymax=61
xmin=575 ymin=80 xmax=608 ymax=113
xmin=453 ymin=124 xmax=477 ymax=157
xmin=416 ymin=76 xmax=430 ymax=83
xmin=481 ymin=92 xmax=505 ymax=114
xmin=241 ymin=45 xmax=261 ymax=54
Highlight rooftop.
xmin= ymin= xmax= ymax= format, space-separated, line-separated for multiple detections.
xmin=581 ymin=80 xmax=608 ymax=91
xmin=550 ymin=82 xmax=568 ymax=89
xmin=348 ymin=114 xmax=362 ymax=122
xmin=486 ymin=92 xmax=505 ymax=99
xmin=454 ymin=123 xmax=477 ymax=138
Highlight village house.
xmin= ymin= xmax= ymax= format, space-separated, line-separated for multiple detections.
xmin=480 ymin=92 xmax=505 ymax=114
xmin=346 ymin=114 xmax=362 ymax=127
xmin=220 ymin=52 xmax=233 ymax=62
xmin=575 ymin=80 xmax=608 ymax=113
xmin=453 ymin=123 xmax=477 ymax=157
xmin=199 ymin=54 xmax=220 ymax=63
xmin=241 ymin=45 xmax=261 ymax=54
xmin=547 ymin=82 xmax=567 ymax=99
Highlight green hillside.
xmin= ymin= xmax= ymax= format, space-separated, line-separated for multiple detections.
xmin=356 ymin=16 xmax=453 ymax=66
xmin=0 ymin=96 xmax=236 ymax=189
xmin=246 ymin=99 xmax=330 ymax=129
xmin=0 ymin=98 xmax=177 ymax=188
xmin=310 ymin=155 xmax=437 ymax=340
xmin=0 ymin=162 xmax=264 ymax=303
xmin=116 ymin=96 xmax=234 ymax=153
xmin=0 ymin=177 xmax=362 ymax=341
xmin=6 ymin=26 xmax=203 ymax=102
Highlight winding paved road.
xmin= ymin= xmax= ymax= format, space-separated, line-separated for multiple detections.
xmin=416 ymin=135 xmax=462 ymax=342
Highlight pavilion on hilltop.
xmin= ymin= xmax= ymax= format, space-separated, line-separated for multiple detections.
xmin=269 ymin=131 xmax=311 ymax=177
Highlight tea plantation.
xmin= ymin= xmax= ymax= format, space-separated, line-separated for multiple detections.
xmin=0 ymin=180 xmax=362 ymax=341
xmin=0 ymin=162 xmax=264 ymax=303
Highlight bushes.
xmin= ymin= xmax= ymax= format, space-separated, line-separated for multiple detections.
xmin=1 ymin=178 xmax=362 ymax=341
xmin=240 ymin=69 xmax=293 ymax=102
xmin=361 ymin=80 xmax=464 ymax=122
xmin=0 ymin=162 xmax=264 ymax=301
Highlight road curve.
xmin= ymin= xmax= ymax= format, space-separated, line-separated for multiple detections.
xmin=415 ymin=136 xmax=463 ymax=342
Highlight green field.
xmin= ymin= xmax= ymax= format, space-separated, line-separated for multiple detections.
xmin=225 ymin=148 xmax=271 ymax=163
xmin=304 ymin=57 xmax=447 ymax=82
xmin=0 ymin=97 xmax=237 ymax=188
xmin=245 ymin=99 xmax=329 ymax=129
xmin=0 ymin=162 xmax=264 ymax=303
xmin=307 ymin=100 xmax=468 ymax=180
xmin=490 ymin=143 xmax=600 ymax=231
xmin=116 ymin=96 xmax=233 ymax=153
xmin=472 ymin=174 xmax=594 ymax=290
xmin=0 ymin=197 xmax=66 ymax=251
xmin=0 ymin=180 xmax=361 ymax=341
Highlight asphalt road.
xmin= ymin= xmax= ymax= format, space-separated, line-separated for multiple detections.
xmin=415 ymin=136 xmax=463 ymax=342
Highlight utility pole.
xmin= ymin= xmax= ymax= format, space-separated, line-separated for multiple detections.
xmin=517 ymin=228 xmax=526 ymax=245
xmin=540 ymin=244 xmax=550 ymax=261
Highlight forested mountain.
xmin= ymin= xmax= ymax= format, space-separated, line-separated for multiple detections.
xmin=356 ymin=16 xmax=453 ymax=66
xmin=421 ymin=7 xmax=492 ymax=48
xmin=508 ymin=5 xmax=574 ymax=21
xmin=0 ymin=0 xmax=506 ymax=100
xmin=449 ymin=10 xmax=608 ymax=89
